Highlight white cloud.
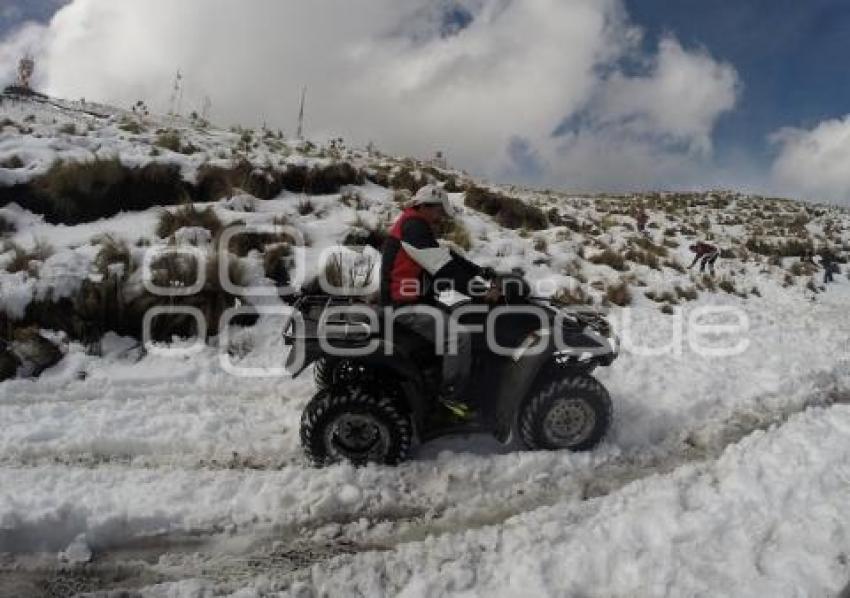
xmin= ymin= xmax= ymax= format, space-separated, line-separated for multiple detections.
xmin=595 ymin=37 xmax=740 ymax=155
xmin=770 ymin=117 xmax=850 ymax=206
xmin=2 ymin=0 xmax=741 ymax=192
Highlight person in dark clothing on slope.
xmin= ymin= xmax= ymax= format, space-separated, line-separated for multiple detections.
xmin=820 ymin=252 xmax=839 ymax=284
xmin=688 ymin=241 xmax=720 ymax=275
xmin=381 ymin=185 xmax=500 ymax=418
xmin=634 ymin=207 xmax=649 ymax=235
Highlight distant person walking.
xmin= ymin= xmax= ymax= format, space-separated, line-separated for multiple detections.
xmin=688 ymin=241 xmax=719 ymax=275
xmin=820 ymin=252 xmax=839 ymax=284
xmin=634 ymin=207 xmax=649 ymax=235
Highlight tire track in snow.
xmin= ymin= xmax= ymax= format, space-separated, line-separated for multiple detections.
xmin=11 ymin=375 xmax=843 ymax=596
xmin=261 ymin=371 xmax=850 ymax=557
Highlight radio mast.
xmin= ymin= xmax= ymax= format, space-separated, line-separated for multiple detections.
xmin=296 ymin=86 xmax=306 ymax=139
xmin=168 ymin=70 xmax=184 ymax=116
xmin=17 ymin=54 xmax=35 ymax=90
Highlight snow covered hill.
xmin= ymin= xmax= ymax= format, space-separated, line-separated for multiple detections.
xmin=1 ymin=93 xmax=850 ymax=597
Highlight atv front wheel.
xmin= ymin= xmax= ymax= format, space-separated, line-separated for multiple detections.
xmin=519 ymin=374 xmax=612 ymax=451
xmin=300 ymin=386 xmax=412 ymax=467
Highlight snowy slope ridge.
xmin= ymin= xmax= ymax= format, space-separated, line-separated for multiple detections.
xmin=1 ymin=94 xmax=850 ymax=597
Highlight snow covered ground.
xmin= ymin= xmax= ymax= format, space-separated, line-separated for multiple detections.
xmin=1 ymin=95 xmax=850 ymax=597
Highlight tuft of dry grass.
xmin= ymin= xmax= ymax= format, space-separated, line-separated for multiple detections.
xmin=155 ymin=130 xmax=183 ymax=152
xmin=297 ymin=197 xmax=316 ymax=216
xmin=0 ymin=214 xmax=15 ymax=235
xmin=645 ymin=289 xmax=678 ymax=304
xmin=156 ymin=204 xmax=223 ymax=239
xmin=264 ymin=243 xmax=292 ymax=286
xmin=92 ymin=234 xmax=131 ymax=277
xmin=552 ymin=284 xmax=593 ymax=306
xmin=674 ymin=286 xmax=698 ymax=302
xmin=589 ymin=249 xmax=628 ymax=271
xmin=3 ymin=239 xmax=54 ymax=274
xmin=718 ymin=279 xmax=736 ymax=294
xmin=0 ymin=155 xmax=24 ymax=169
xmin=442 ymin=219 xmax=472 ymax=251
xmin=605 ymin=280 xmax=632 ymax=306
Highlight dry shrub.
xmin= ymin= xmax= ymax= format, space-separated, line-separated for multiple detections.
xmin=92 ymin=234 xmax=131 ymax=277
xmin=533 ymin=236 xmax=548 ymax=253
xmin=806 ymin=278 xmax=819 ymax=294
xmin=195 ymin=161 xmax=364 ymax=202
xmin=264 ymin=242 xmax=292 ymax=286
xmin=0 ymin=214 xmax=14 ymax=235
xmin=442 ymin=219 xmax=472 ymax=251
xmin=718 ymin=279 xmax=736 ymax=294
xmin=297 ymin=197 xmax=315 ymax=215
xmin=675 ymin=286 xmax=698 ymax=302
xmin=605 ymin=280 xmax=632 ymax=306
xmin=340 ymin=188 xmax=365 ymax=210
xmin=697 ymin=274 xmax=717 ymax=292
xmin=3 ymin=239 xmax=53 ymax=274
xmin=645 ymin=290 xmax=678 ymax=304
xmin=664 ymin=259 xmax=687 ymax=273
xmin=789 ymin=261 xmax=818 ymax=277
xmin=464 ymin=186 xmax=547 ymax=230
xmin=118 ymin=118 xmax=144 ymax=134
xmin=624 ymin=249 xmax=660 ymax=270
xmin=0 ymin=155 xmax=24 ymax=169
xmin=155 ymin=130 xmax=184 ymax=152
xmin=589 ymin=249 xmax=628 ymax=271
xmin=226 ymin=221 xmax=299 ymax=257
xmin=389 ymin=167 xmax=424 ymax=194
xmin=281 ymin=162 xmax=365 ymax=195
xmin=552 ymin=284 xmax=592 ymax=306
xmin=564 ymin=259 xmax=588 ymax=283
xmin=156 ymin=204 xmax=223 ymax=239
xmin=28 ymin=159 xmax=186 ymax=224
xmin=746 ymin=237 xmax=814 ymax=258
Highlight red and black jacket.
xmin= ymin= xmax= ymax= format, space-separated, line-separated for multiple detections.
xmin=380 ymin=208 xmax=482 ymax=305
xmin=691 ymin=242 xmax=718 ymax=257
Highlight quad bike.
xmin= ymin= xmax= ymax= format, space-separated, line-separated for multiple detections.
xmin=284 ymin=274 xmax=619 ymax=466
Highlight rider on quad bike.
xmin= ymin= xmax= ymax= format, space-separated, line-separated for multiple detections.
xmin=380 ymin=184 xmax=501 ymax=418
xmin=285 ymin=188 xmax=620 ymax=467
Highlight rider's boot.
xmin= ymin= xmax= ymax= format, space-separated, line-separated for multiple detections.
xmin=436 ymin=383 xmax=475 ymax=421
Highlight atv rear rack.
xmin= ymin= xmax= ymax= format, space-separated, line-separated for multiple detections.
xmin=284 ymin=295 xmax=376 ymax=343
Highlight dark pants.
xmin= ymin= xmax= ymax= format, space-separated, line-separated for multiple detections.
xmin=700 ymin=252 xmax=719 ymax=274
xmin=824 ymin=265 xmax=836 ymax=283
xmin=393 ymin=310 xmax=472 ymax=399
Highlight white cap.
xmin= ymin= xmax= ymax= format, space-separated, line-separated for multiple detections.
xmin=408 ymin=185 xmax=455 ymax=215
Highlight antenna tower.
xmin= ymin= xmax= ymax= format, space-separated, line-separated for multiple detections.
xmin=168 ymin=70 xmax=184 ymax=115
xmin=201 ymin=96 xmax=212 ymax=121
xmin=17 ymin=54 xmax=35 ymax=90
xmin=296 ymin=86 xmax=307 ymax=139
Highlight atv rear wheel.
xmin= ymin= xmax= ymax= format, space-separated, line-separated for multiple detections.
xmin=301 ymin=386 xmax=412 ymax=467
xmin=519 ymin=373 xmax=611 ymax=452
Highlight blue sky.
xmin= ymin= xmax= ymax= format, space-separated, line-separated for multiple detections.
xmin=2 ymin=0 xmax=850 ymax=203
xmin=625 ymin=0 xmax=850 ymax=177
xmin=0 ymin=0 xmax=66 ymax=37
